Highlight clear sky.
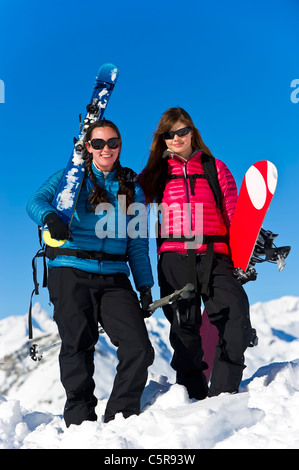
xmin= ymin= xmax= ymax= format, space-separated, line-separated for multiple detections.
xmin=0 ymin=0 xmax=298 ymax=321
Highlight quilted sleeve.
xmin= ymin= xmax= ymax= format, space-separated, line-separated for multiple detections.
xmin=126 ymin=182 xmax=154 ymax=290
xmin=26 ymin=169 xmax=64 ymax=226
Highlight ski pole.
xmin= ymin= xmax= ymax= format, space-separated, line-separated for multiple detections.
xmin=29 ymin=285 xmax=195 ymax=361
xmin=148 ymin=283 xmax=194 ymax=313
xmin=30 ymin=325 xmax=105 ymax=361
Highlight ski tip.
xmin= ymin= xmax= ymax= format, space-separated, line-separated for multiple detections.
xmin=98 ymin=63 xmax=119 ymax=83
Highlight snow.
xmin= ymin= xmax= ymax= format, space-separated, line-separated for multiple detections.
xmin=72 ymin=149 xmax=85 ymax=166
xmin=110 ymin=68 xmax=118 ymax=82
xmin=98 ymin=88 xmax=109 ymax=109
xmin=0 ymin=296 xmax=299 ymax=449
xmin=56 ymin=167 xmax=82 ymax=210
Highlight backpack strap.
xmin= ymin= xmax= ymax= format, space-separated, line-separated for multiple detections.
xmin=165 ymin=152 xmax=222 ymax=210
xmin=201 ymin=153 xmax=222 ymax=210
xmin=121 ymin=166 xmax=138 ymax=196
xmin=28 ymin=228 xmax=48 ymax=339
xmin=158 ymin=234 xmax=228 ymax=298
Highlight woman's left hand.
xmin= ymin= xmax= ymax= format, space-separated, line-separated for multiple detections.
xmin=139 ymin=286 xmax=153 ymax=318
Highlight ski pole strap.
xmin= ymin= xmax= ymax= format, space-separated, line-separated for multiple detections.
xmin=29 ymin=246 xmax=48 ymax=340
xmin=45 ymin=246 xmax=128 ymax=262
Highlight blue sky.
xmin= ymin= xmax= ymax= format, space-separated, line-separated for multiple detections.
xmin=0 ymin=0 xmax=298 ymax=321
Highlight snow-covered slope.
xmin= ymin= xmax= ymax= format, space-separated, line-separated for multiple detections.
xmin=0 ymin=297 xmax=299 ymax=449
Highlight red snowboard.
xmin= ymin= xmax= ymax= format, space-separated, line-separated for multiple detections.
xmin=201 ymin=160 xmax=278 ymax=381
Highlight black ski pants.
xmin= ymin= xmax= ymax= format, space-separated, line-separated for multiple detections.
xmin=48 ymin=267 xmax=154 ymax=427
xmin=158 ymin=252 xmax=252 ymax=399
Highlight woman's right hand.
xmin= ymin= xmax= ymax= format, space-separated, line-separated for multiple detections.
xmin=44 ymin=212 xmax=72 ymax=240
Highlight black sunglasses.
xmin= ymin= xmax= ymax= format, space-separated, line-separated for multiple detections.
xmin=163 ymin=126 xmax=191 ymax=140
xmin=88 ymin=137 xmax=121 ymax=150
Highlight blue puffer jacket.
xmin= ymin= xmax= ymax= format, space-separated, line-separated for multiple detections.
xmin=26 ymin=163 xmax=154 ymax=290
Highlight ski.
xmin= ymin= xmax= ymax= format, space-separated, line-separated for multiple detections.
xmin=42 ymin=63 xmax=119 ymax=247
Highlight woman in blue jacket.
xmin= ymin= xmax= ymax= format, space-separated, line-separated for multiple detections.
xmin=27 ymin=120 xmax=154 ymax=427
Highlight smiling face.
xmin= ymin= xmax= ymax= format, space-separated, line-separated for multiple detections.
xmin=163 ymin=120 xmax=193 ymax=160
xmin=85 ymin=126 xmax=120 ymax=172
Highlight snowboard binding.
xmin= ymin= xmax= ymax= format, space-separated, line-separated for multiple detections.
xmin=234 ymin=228 xmax=291 ymax=284
xmin=249 ymin=228 xmax=291 ymax=271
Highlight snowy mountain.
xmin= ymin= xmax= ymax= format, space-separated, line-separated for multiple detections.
xmin=0 ymin=297 xmax=299 ymax=449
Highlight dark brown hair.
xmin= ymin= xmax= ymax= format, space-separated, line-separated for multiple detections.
xmin=84 ymin=120 xmax=135 ymax=211
xmin=140 ymin=107 xmax=213 ymax=204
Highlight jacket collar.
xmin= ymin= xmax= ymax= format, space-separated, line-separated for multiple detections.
xmin=91 ymin=161 xmax=117 ymax=180
xmin=162 ymin=148 xmax=203 ymax=163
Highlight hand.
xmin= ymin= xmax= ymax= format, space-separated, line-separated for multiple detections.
xmin=44 ymin=212 xmax=72 ymax=241
xmin=139 ymin=286 xmax=153 ymax=318
xmin=233 ymin=266 xmax=257 ymax=284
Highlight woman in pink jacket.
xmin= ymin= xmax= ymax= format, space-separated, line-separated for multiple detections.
xmin=141 ymin=107 xmax=253 ymax=400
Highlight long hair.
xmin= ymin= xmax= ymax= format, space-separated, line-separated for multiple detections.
xmin=140 ymin=107 xmax=213 ymax=204
xmin=84 ymin=120 xmax=135 ymax=211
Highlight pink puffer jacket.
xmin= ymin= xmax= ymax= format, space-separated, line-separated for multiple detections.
xmin=158 ymin=151 xmax=238 ymax=255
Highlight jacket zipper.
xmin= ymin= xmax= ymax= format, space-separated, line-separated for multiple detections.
xmin=182 ymin=161 xmax=193 ymax=235
xmin=171 ymin=153 xmax=194 ymax=236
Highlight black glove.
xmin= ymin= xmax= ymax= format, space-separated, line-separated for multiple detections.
xmin=233 ymin=266 xmax=257 ymax=285
xmin=44 ymin=212 xmax=72 ymax=241
xmin=139 ymin=286 xmax=153 ymax=318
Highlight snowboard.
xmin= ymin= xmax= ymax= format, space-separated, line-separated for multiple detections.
xmin=201 ymin=160 xmax=278 ymax=381
xmin=42 ymin=63 xmax=119 ymax=247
